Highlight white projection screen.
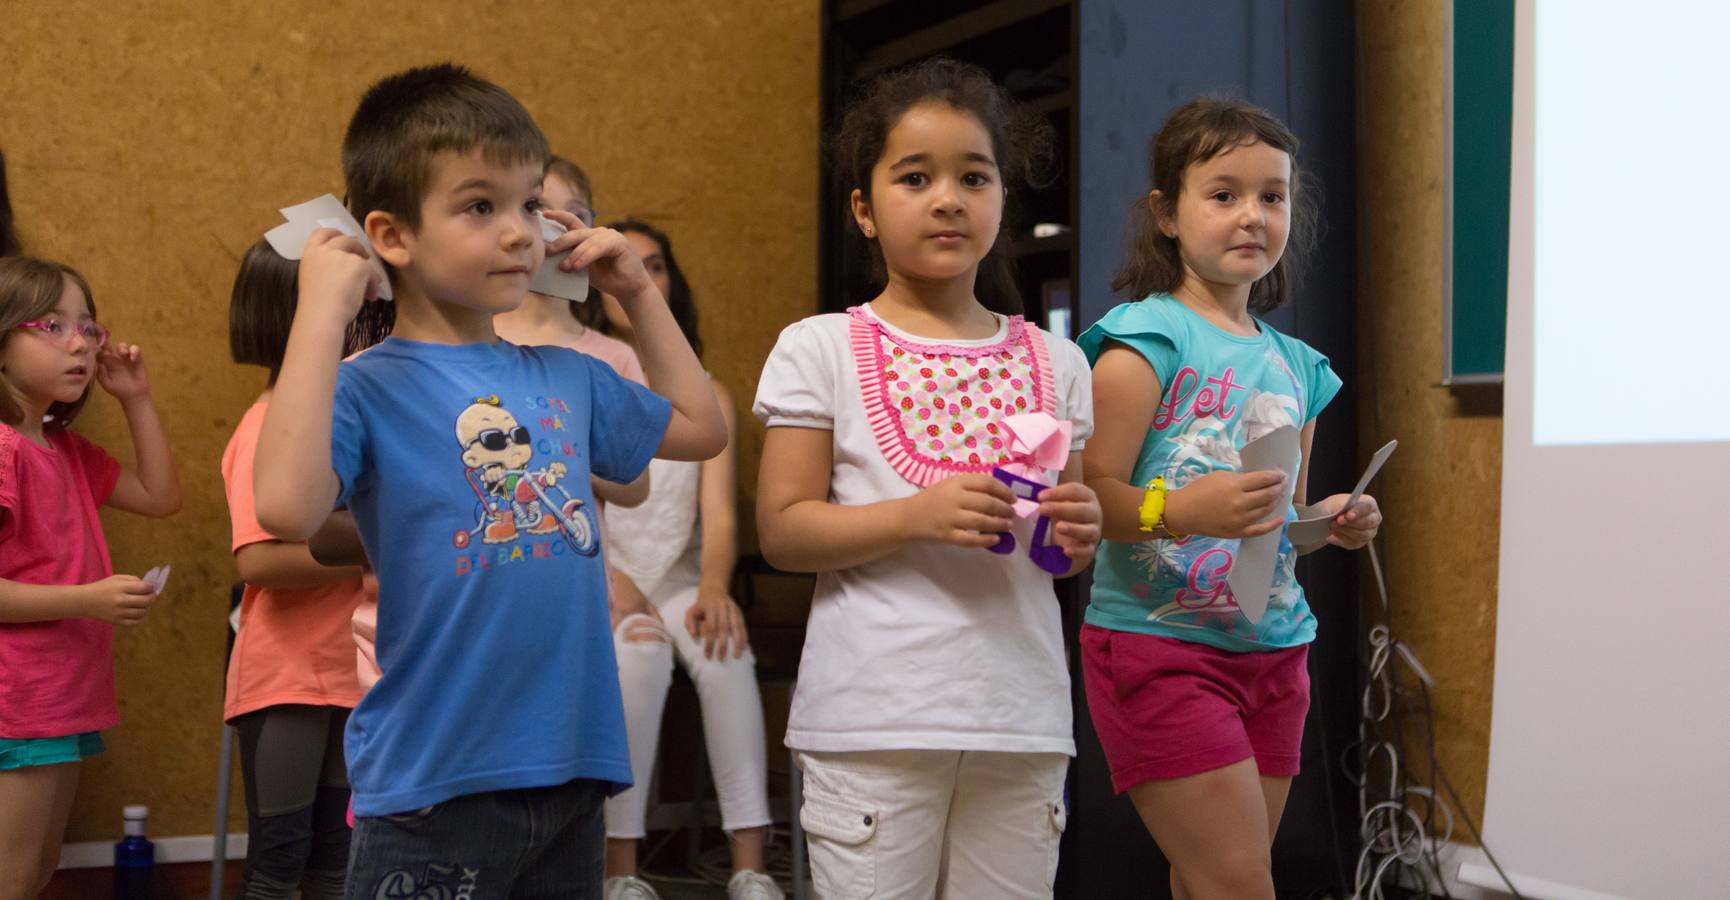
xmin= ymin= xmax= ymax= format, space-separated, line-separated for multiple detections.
xmin=1479 ymin=1 xmax=1730 ymax=897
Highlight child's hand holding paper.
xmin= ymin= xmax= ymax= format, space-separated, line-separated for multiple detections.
xmin=141 ymin=564 xmax=171 ymax=597
xmin=1288 ymin=439 xmax=1396 ymax=552
xmin=529 ymin=213 xmax=589 ymax=302
xmin=1297 ymin=493 xmax=1382 ymax=550
xmin=264 ymin=194 xmax=392 ymax=304
xmin=1164 ymin=468 xmax=1289 ymax=539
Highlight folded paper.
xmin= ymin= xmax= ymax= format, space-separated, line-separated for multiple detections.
xmin=263 ymin=194 xmax=393 ymax=300
xmin=1288 ymin=439 xmax=1398 ymax=548
xmin=998 ymin=412 xmax=1073 ymax=517
xmin=987 ymin=412 xmax=1074 ymax=574
xmin=1228 ymin=425 xmax=1300 ymax=624
xmin=529 ymin=215 xmax=589 ymax=302
xmin=141 ymin=564 xmax=171 ymax=598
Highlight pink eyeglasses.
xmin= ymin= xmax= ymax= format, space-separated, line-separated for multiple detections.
xmin=14 ymin=316 xmax=110 ymax=350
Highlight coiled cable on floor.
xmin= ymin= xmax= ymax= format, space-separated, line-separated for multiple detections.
xmin=1348 ymin=539 xmax=1523 ymax=900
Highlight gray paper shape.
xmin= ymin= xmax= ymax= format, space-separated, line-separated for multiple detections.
xmin=262 ymin=194 xmax=393 ymax=300
xmin=1288 ymin=439 xmax=1398 ymax=547
xmin=1228 ymin=425 xmax=1300 ymax=624
xmin=530 ymin=215 xmax=590 ymax=302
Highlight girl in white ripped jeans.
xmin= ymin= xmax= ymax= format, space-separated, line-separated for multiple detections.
xmin=594 ymin=220 xmax=782 ymax=900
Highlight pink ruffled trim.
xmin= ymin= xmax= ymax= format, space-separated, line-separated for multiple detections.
xmin=849 ymin=306 xmax=1057 ymax=488
xmin=0 ymin=424 xmax=16 ymax=504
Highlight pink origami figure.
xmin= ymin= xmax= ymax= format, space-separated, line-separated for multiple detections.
xmin=989 ymin=412 xmax=1073 ymax=574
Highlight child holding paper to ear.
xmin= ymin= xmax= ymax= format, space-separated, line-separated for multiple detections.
xmin=493 ymin=155 xmax=652 ymax=510
xmin=0 ymin=256 xmax=181 ymax=900
xmin=255 ymin=63 xmax=723 ymax=898
xmin=1080 ymin=98 xmax=1380 ymax=900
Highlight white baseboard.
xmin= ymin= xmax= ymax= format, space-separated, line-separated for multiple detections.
xmin=57 ymin=798 xmax=791 ymax=870
xmin=1395 ymin=841 xmax=1636 ymax=900
xmin=1396 ymin=841 xmax=1518 ymax=898
xmin=59 ymin=833 xmax=248 ymax=870
xmin=1456 ymin=857 xmax=1631 ymax=900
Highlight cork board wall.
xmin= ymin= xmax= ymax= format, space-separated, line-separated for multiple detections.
xmin=1357 ymin=0 xmax=1502 ymax=835
xmin=0 ymin=0 xmax=818 ymax=842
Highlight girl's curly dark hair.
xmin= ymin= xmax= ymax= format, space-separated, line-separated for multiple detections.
xmin=832 ymin=57 xmax=1056 ymax=315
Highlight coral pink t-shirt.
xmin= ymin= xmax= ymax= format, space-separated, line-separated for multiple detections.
xmin=0 ymin=422 xmax=121 ymax=738
xmin=222 ymin=402 xmax=369 ymax=722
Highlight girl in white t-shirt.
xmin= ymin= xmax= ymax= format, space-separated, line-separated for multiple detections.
xmin=753 ymin=58 xmax=1102 ymax=899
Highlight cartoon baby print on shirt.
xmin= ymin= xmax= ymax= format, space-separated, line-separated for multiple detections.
xmin=452 ymin=395 xmax=598 ymax=556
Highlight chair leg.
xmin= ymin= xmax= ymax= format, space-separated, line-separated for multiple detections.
xmin=210 ymin=724 xmax=233 ymax=900
xmin=687 ymin=721 xmax=710 ymax=873
xmin=790 ymin=761 xmax=807 ymax=900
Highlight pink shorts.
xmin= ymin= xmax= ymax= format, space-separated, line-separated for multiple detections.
xmin=1081 ymin=624 xmax=1309 ymax=793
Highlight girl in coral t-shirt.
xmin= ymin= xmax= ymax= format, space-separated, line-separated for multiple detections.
xmin=221 ymin=238 xmax=388 ymax=898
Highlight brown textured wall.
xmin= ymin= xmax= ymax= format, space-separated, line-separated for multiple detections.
xmin=0 ymin=0 xmax=817 ymax=842
xmin=1358 ymin=0 xmax=1502 ymax=835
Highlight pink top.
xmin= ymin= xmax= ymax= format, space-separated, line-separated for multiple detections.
xmin=563 ymin=327 xmax=645 ymax=385
xmin=0 ymin=422 xmax=121 ymax=738
xmin=223 ymin=402 xmax=369 ymax=721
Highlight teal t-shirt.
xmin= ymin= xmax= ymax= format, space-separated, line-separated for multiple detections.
xmin=1077 ymin=297 xmax=1342 ymax=651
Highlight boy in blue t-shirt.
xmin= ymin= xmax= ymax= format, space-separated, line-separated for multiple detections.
xmin=254 ymin=63 xmax=725 ymax=898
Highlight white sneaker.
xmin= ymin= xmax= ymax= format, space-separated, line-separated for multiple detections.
xmin=604 ymin=874 xmax=663 ymax=900
xmin=727 ymin=869 xmax=785 ymax=900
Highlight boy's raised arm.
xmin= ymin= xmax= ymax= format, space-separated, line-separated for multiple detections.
xmin=545 ymin=213 xmax=724 ymax=461
xmin=255 ymin=230 xmax=383 ymax=540
xmin=621 ymin=285 xmax=725 ymax=461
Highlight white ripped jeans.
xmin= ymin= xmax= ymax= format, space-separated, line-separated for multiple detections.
xmin=605 ymin=580 xmax=772 ymax=839
xmin=795 ymin=749 xmax=1069 ymax=900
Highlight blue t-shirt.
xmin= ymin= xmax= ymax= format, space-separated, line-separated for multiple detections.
xmin=1077 ymin=297 xmax=1342 ymax=652
xmin=330 ymin=337 xmax=671 ymax=815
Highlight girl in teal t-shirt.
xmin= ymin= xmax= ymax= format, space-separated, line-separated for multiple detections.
xmin=1079 ymin=98 xmax=1382 ymax=899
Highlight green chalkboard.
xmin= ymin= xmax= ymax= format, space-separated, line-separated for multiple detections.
xmin=1446 ymin=0 xmax=1513 ymax=383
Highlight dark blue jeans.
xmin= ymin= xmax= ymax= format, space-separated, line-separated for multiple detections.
xmin=345 ymin=778 xmax=606 ymax=900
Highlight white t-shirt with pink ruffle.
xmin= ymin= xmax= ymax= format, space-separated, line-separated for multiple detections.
xmin=753 ymin=304 xmax=1093 ymax=754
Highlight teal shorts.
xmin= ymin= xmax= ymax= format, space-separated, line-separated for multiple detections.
xmin=0 ymin=732 xmax=105 ymax=770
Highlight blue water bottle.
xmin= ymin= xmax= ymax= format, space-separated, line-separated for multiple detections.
xmin=113 ymin=804 xmax=154 ymax=900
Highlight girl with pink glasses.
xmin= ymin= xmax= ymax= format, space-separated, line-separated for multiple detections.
xmin=0 ymin=256 xmax=181 ymax=899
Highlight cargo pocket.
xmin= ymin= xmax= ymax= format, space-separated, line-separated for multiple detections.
xmin=800 ymin=785 xmax=879 ymax=899
xmin=1045 ymin=798 xmax=1068 ymax=888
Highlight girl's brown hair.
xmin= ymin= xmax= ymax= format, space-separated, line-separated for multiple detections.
xmin=0 ymin=149 xmax=20 ymax=258
xmin=0 ymin=256 xmax=98 ymax=426
xmin=1113 ymin=97 xmax=1318 ymax=314
xmin=544 ymin=155 xmax=592 ymax=214
xmin=600 ymin=218 xmax=702 ymax=360
xmin=832 ymin=56 xmax=1054 ymax=315
xmin=228 ymin=238 xmax=393 ymax=384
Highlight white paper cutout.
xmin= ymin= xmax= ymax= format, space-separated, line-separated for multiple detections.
xmin=141 ymin=564 xmax=171 ymax=598
xmin=263 ymin=194 xmax=394 ymax=300
xmin=1227 ymin=425 xmax=1300 ymax=624
xmin=530 ymin=215 xmax=589 ymax=302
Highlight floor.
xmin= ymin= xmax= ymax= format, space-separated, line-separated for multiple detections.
xmin=42 ymin=835 xmax=801 ymax=899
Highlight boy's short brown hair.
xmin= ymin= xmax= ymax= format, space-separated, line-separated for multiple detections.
xmin=341 ymin=63 xmax=549 ymax=229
